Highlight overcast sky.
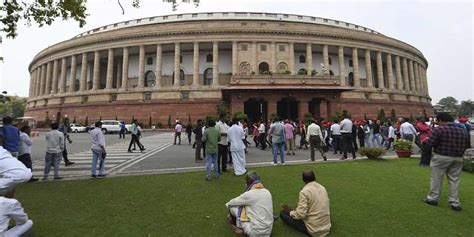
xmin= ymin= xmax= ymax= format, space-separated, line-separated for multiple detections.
xmin=0 ymin=0 xmax=472 ymax=103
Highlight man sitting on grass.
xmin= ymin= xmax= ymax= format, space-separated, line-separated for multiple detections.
xmin=0 ymin=145 xmax=32 ymax=195
xmin=226 ymin=171 xmax=273 ymax=236
xmin=0 ymin=188 xmax=33 ymax=236
xmin=281 ymin=170 xmax=331 ymax=237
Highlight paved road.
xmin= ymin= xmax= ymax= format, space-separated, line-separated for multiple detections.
xmin=28 ymin=130 xmax=474 ymax=180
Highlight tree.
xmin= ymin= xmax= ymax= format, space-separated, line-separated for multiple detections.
xmin=437 ymin=96 xmax=458 ymax=111
xmin=390 ymin=109 xmax=397 ymax=122
xmin=167 ymin=115 xmax=171 ymax=128
xmin=148 ymin=115 xmax=152 ymax=128
xmin=377 ymin=108 xmax=386 ymax=122
xmin=1 ymin=0 xmax=200 ymax=38
xmin=232 ymin=111 xmax=248 ymax=122
xmin=216 ymin=101 xmax=230 ymax=122
xmin=0 ymin=95 xmax=26 ymax=118
xmin=84 ymin=116 xmax=88 ymax=126
xmin=458 ymin=100 xmax=473 ymax=117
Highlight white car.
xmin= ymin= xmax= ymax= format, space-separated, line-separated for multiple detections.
xmin=70 ymin=123 xmax=87 ymax=133
xmin=100 ymin=120 xmax=133 ymax=134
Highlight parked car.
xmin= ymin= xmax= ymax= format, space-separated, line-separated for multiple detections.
xmin=100 ymin=120 xmax=133 ymax=134
xmin=70 ymin=123 xmax=87 ymax=133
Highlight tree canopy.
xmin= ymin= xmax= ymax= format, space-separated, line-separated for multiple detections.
xmin=0 ymin=0 xmax=200 ymax=38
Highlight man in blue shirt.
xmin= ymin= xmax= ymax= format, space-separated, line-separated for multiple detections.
xmin=0 ymin=117 xmax=20 ymax=158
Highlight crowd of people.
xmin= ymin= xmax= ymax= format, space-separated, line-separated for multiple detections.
xmin=0 ymin=111 xmax=471 ymax=235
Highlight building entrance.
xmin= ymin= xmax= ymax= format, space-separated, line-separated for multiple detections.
xmin=244 ymin=98 xmax=268 ymax=122
xmin=277 ymin=97 xmax=298 ymax=121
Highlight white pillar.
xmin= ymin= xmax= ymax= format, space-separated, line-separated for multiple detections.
xmin=69 ymin=55 xmax=77 ymax=93
xmin=192 ymin=42 xmax=199 ymax=87
xmin=138 ymin=45 xmax=145 ymax=88
xmin=174 ymin=43 xmax=181 ymax=87
xmin=92 ymin=50 xmax=100 ymax=90
xmin=106 ymin=49 xmax=114 ymax=89
xmin=51 ymin=60 xmax=59 ymax=94
xmin=338 ymin=46 xmax=346 ymax=86
xmin=289 ymin=43 xmax=295 ymax=75
xmin=386 ymin=54 xmax=394 ymax=90
xmin=155 ymin=44 xmax=162 ymax=88
xmin=270 ymin=42 xmax=276 ymax=73
xmin=395 ymin=56 xmax=403 ymax=91
xmin=212 ymin=41 xmax=219 ymax=87
xmin=323 ymin=45 xmax=329 ymax=75
xmin=121 ymin=47 xmax=129 ymax=89
xmin=376 ymin=51 xmax=384 ymax=89
xmin=232 ymin=41 xmax=238 ymax=75
xmin=45 ymin=62 xmax=52 ymax=95
xmin=365 ymin=49 xmax=373 ymax=88
xmin=306 ymin=43 xmax=313 ymax=76
xmin=352 ymin=48 xmax=360 ymax=88
xmin=80 ymin=53 xmax=88 ymax=91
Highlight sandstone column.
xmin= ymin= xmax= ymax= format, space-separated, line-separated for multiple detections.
xmin=402 ymin=58 xmax=410 ymax=91
xmin=106 ymin=49 xmax=114 ymax=89
xmin=92 ymin=50 xmax=100 ymax=90
xmin=306 ymin=43 xmax=313 ymax=76
xmin=352 ymin=48 xmax=360 ymax=88
xmin=116 ymin=59 xmax=122 ymax=88
xmin=289 ymin=42 xmax=295 ymax=75
xmin=51 ymin=60 xmax=59 ymax=94
xmin=174 ymin=43 xmax=181 ymax=87
xmin=45 ymin=62 xmax=52 ymax=95
xmin=155 ymin=44 xmax=162 ymax=88
xmin=252 ymin=41 xmax=258 ymax=74
xmin=59 ymin=58 xmax=67 ymax=93
xmin=40 ymin=64 xmax=46 ymax=96
xmin=212 ymin=41 xmax=219 ymax=87
xmin=270 ymin=42 xmax=276 ymax=73
xmin=69 ymin=55 xmax=77 ymax=93
xmin=338 ymin=46 xmax=346 ymax=86
xmin=80 ymin=53 xmax=88 ymax=91
xmin=415 ymin=63 xmax=422 ymax=93
xmin=376 ymin=51 xmax=384 ymax=89
xmin=232 ymin=41 xmax=238 ymax=75
xmin=365 ymin=49 xmax=373 ymax=88
xmin=35 ymin=67 xmax=41 ymax=96
xmin=386 ymin=54 xmax=394 ymax=90
xmin=28 ymin=72 xmax=33 ymax=97
xmin=121 ymin=47 xmax=129 ymax=89
xmin=192 ymin=42 xmax=199 ymax=87
xmin=408 ymin=59 xmax=415 ymax=92
xmin=323 ymin=45 xmax=329 ymax=75
xmin=395 ymin=56 xmax=403 ymax=91
xmin=138 ymin=45 xmax=145 ymax=88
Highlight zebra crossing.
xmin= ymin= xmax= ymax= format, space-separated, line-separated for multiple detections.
xmin=32 ymin=133 xmax=174 ymax=179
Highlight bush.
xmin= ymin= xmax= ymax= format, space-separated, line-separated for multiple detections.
xmin=358 ymin=147 xmax=385 ymax=160
xmin=157 ymin=122 xmax=164 ymax=129
xmin=463 ymin=148 xmax=474 ymax=173
xmin=393 ymin=139 xmax=412 ymax=151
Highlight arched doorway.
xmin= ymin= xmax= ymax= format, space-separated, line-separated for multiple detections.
xmin=348 ymin=72 xmax=354 ymax=86
xmin=277 ymin=97 xmax=298 ymax=121
xmin=244 ymin=98 xmax=268 ymax=123
xmin=145 ymin=70 xmax=156 ymax=87
xmin=172 ymin=69 xmax=186 ymax=86
xmin=309 ymin=98 xmax=322 ymax=120
xmin=258 ymin=62 xmax=269 ymax=74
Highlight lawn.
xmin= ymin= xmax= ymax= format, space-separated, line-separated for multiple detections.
xmin=16 ymin=159 xmax=474 ymax=237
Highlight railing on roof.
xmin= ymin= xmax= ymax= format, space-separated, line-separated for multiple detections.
xmin=74 ymin=12 xmax=381 ymax=38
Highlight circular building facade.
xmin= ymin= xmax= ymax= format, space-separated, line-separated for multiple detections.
xmin=25 ymin=12 xmax=432 ymax=124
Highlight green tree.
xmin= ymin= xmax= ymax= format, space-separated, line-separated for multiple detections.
xmin=0 ymin=95 xmax=26 ymax=119
xmin=458 ymin=100 xmax=473 ymax=117
xmin=84 ymin=116 xmax=88 ymax=126
xmin=390 ymin=109 xmax=397 ymax=122
xmin=303 ymin=112 xmax=314 ymax=125
xmin=167 ymin=115 xmax=171 ymax=128
xmin=216 ymin=101 xmax=230 ymax=122
xmin=437 ymin=96 xmax=458 ymax=111
xmin=0 ymin=0 xmax=200 ymax=38
xmin=232 ymin=111 xmax=248 ymax=122
xmin=148 ymin=115 xmax=152 ymax=128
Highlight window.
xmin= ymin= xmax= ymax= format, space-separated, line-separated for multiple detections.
xmin=207 ymin=13 xmax=213 ymax=17
xmin=329 ymin=70 xmax=334 ymax=76
xmin=124 ymin=21 xmax=129 ymax=25
xmin=145 ymin=71 xmax=156 ymax=87
xmin=110 ymin=94 xmax=118 ymax=102
xmin=223 ymin=13 xmax=228 ymax=17
xmin=279 ymin=45 xmax=286 ymax=52
xmin=239 ymin=62 xmax=251 ymax=75
xmin=328 ymin=57 xmax=332 ymax=65
xmin=298 ymin=68 xmax=307 ymax=75
xmin=349 ymin=60 xmax=353 ymax=67
xmin=260 ymin=44 xmax=267 ymax=51
xmin=311 ymin=17 xmax=316 ymax=21
xmin=149 ymin=17 xmax=155 ymax=21
xmin=323 ymin=19 xmax=328 ymax=23
xmin=335 ymin=21 xmax=339 ymax=24
xmin=299 ymin=55 xmax=306 ymax=63
xmin=136 ymin=19 xmax=141 ymax=23
xmin=143 ymin=92 xmax=151 ymax=101
xmin=283 ymin=14 xmax=289 ymax=18
xmin=260 ymin=23 xmax=267 ymax=26
xmin=192 ymin=14 xmax=198 ymax=17
xmin=258 ymin=62 xmax=270 ymax=74
xmin=177 ymin=15 xmax=183 ymax=18
xmin=81 ymin=96 xmax=88 ymax=104
xmin=180 ymin=55 xmax=183 ymax=64
xmin=278 ymin=23 xmax=285 ymax=27
xmin=172 ymin=69 xmax=186 ymax=86
xmin=277 ymin=62 xmax=289 ymax=73
xmin=348 ymin=72 xmax=354 ymax=87
xmin=203 ymin=68 xmax=213 ymax=85
xmin=180 ymin=91 xmax=189 ymax=101
xmin=297 ymin=16 xmax=303 ymax=19
xmin=163 ymin=16 xmax=168 ymax=20
xmin=240 ymin=44 xmax=248 ymax=51
xmin=60 ymin=97 xmax=65 ymax=105
xmin=147 ymin=57 xmax=153 ymax=65
xmin=206 ymin=54 xmax=213 ymax=63
xmin=241 ymin=22 xmax=248 ymax=26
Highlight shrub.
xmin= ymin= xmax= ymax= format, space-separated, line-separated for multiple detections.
xmin=167 ymin=115 xmax=171 ymax=128
xmin=358 ymin=147 xmax=385 ymax=160
xmin=463 ymin=149 xmax=474 ymax=173
xmin=157 ymin=122 xmax=163 ymax=129
xmin=393 ymin=139 xmax=412 ymax=151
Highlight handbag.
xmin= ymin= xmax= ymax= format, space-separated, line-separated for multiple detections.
xmin=101 ymin=151 xmax=107 ymax=159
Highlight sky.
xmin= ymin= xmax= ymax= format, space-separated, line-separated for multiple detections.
xmin=0 ymin=0 xmax=472 ymax=104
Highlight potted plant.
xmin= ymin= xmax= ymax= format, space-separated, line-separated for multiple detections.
xmin=358 ymin=147 xmax=385 ymax=160
xmin=393 ymin=139 xmax=413 ymax=158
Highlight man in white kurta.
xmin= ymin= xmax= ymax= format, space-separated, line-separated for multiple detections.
xmin=226 ymin=171 xmax=273 ymax=237
xmin=1 ymin=189 xmax=33 ymax=236
xmin=227 ymin=119 xmax=247 ymax=176
xmin=0 ymin=146 xmax=32 ymax=196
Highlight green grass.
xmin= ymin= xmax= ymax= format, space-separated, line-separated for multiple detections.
xmin=16 ymin=159 xmax=474 ymax=237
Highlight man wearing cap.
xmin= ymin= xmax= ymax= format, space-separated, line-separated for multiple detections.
xmin=281 ymin=170 xmax=331 ymax=236
xmin=226 ymin=171 xmax=273 ymax=236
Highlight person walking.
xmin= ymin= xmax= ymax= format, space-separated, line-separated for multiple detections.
xmin=43 ymin=123 xmax=64 ymax=181
xmin=298 ymin=121 xmax=308 ymax=150
xmin=185 ymin=122 xmax=193 ymax=145
xmin=423 ymin=113 xmax=469 ymax=211
xmin=119 ymin=121 xmax=126 ymax=139
xmin=386 ymin=122 xmax=397 ymax=150
xmin=193 ymin=119 xmax=204 ymax=162
xmin=18 ymin=126 xmax=39 ymax=182
xmin=416 ymin=117 xmax=432 ymax=166
xmin=268 ymin=119 xmax=286 ymax=165
xmin=228 ymin=118 xmax=247 ymax=176
xmin=216 ymin=120 xmax=229 ymax=173
xmin=357 ymin=121 xmax=366 ymax=148
xmin=371 ymin=120 xmax=382 ymax=147
xmin=284 ymin=120 xmax=295 ymax=155
xmin=90 ymin=121 xmax=107 ymax=178
xmin=127 ymin=120 xmax=145 ymax=153
xmin=330 ymin=120 xmax=342 ymax=154
xmin=252 ymin=122 xmax=260 ymax=148
xmin=351 ymin=121 xmax=358 ymax=152
xmin=306 ymin=120 xmax=327 ymax=161
xmin=340 ymin=114 xmax=356 ymax=160
xmin=58 ymin=119 xmax=75 ymax=166
xmin=258 ymin=121 xmax=267 ymax=150
xmin=174 ymin=122 xmax=182 ymax=145
xmin=202 ymin=120 xmax=220 ymax=181
xmin=400 ymin=117 xmax=417 ymax=142
xmin=0 ymin=117 xmax=20 ymax=158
